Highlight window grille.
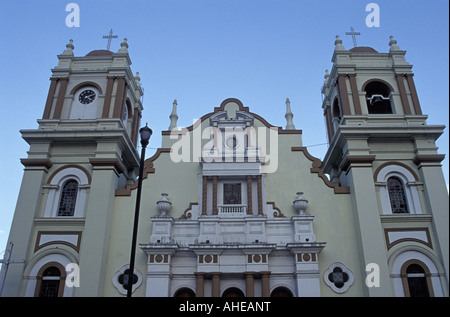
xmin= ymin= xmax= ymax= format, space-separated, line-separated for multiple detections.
xmin=387 ymin=176 xmax=409 ymax=213
xmin=58 ymin=180 xmax=78 ymax=216
xmin=223 ymin=183 xmax=241 ymax=204
xmin=38 ymin=267 xmax=61 ymax=297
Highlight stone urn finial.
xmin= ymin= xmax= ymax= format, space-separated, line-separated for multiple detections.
xmin=157 ymin=193 xmax=172 ymax=216
xmin=293 ymin=192 xmax=308 ymax=214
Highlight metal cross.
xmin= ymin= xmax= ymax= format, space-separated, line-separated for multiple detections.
xmin=345 ymin=26 xmax=361 ymax=47
xmin=0 ymin=242 xmax=25 ymax=296
xmin=102 ymin=29 xmax=118 ymax=50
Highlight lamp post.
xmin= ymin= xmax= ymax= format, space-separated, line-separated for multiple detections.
xmin=127 ymin=123 xmax=152 ymax=297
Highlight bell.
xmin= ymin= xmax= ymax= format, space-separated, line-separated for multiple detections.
xmin=370 ymin=95 xmax=383 ymax=106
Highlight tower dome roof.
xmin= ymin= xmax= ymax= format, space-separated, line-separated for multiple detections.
xmin=349 ymin=46 xmax=378 ymax=53
xmin=85 ymin=49 xmax=114 ymax=57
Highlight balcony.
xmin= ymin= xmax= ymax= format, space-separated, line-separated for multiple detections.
xmin=218 ymin=204 xmax=247 ymax=217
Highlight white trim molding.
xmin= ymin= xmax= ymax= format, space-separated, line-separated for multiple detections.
xmin=376 ymin=164 xmax=423 ymax=215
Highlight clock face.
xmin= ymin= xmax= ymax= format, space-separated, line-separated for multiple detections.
xmin=78 ymin=89 xmax=96 ymax=104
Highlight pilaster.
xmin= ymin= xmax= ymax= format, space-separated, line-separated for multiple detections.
xmin=2 ymin=161 xmax=50 ymax=296
xmin=346 ymin=165 xmax=393 ymax=296
xmin=414 ymin=155 xmax=449 ymax=286
xmin=76 ymin=157 xmax=120 ymax=296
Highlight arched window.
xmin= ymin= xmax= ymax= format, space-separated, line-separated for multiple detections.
xmin=332 ymin=97 xmax=341 ymax=133
xmin=174 ymin=288 xmax=196 ymax=297
xmin=38 ymin=266 xmax=62 ymax=297
xmin=399 ymin=260 xmax=435 ymax=297
xmin=27 ymin=255 xmax=75 ymax=297
xmin=364 ymin=81 xmax=393 ymax=114
xmin=222 ymin=287 xmax=245 ymax=297
xmin=271 ymin=287 xmax=293 ymax=297
xmin=332 ymin=97 xmax=341 ymax=119
xmin=44 ymin=167 xmax=90 ymax=218
xmin=387 ymin=176 xmax=409 ymax=213
xmin=391 ymin=251 xmax=443 ymax=297
xmin=58 ymin=179 xmax=79 ymax=216
xmin=375 ymin=164 xmax=423 ymax=215
xmin=123 ymin=99 xmax=132 ymax=129
xmin=405 ymin=264 xmax=430 ymax=297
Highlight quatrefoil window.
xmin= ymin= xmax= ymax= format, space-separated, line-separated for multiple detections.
xmin=112 ymin=265 xmax=143 ymax=295
xmin=328 ymin=267 xmax=349 ymax=289
xmin=324 ymin=262 xmax=354 ymax=293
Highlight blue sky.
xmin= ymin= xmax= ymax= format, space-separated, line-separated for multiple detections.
xmin=0 ymin=0 xmax=448 ymax=254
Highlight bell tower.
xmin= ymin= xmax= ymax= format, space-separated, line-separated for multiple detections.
xmin=3 ymin=38 xmax=144 ymax=296
xmin=321 ymin=36 xmax=448 ymax=296
xmin=41 ymin=38 xmax=143 ymax=147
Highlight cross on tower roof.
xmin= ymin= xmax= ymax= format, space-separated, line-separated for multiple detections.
xmin=345 ymin=26 xmax=361 ymax=47
xmin=0 ymin=242 xmax=24 ymax=296
xmin=102 ymin=29 xmax=118 ymax=50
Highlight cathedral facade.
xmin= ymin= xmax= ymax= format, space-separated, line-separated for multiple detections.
xmin=1 ymin=35 xmax=448 ymax=297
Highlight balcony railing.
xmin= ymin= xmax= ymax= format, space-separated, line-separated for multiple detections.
xmin=218 ymin=204 xmax=247 ymax=216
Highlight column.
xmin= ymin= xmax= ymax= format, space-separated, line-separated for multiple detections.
xmin=337 ymin=74 xmax=351 ymax=115
xmin=324 ymin=107 xmax=334 ymax=142
xmin=348 ymin=74 xmax=362 ymax=115
xmin=211 ymin=272 xmax=221 ymax=297
xmin=42 ymin=78 xmax=58 ymax=119
xmin=202 ymin=176 xmax=208 ymax=215
xmin=195 ymin=272 xmax=205 ymax=297
xmin=257 ymin=175 xmax=263 ymax=215
xmin=395 ymin=74 xmax=411 ymax=115
xmin=53 ymin=77 xmax=69 ymax=119
xmin=405 ymin=74 xmax=422 ymax=115
xmin=261 ymin=271 xmax=271 ymax=297
xmin=130 ymin=110 xmax=141 ymax=147
xmin=112 ymin=76 xmax=126 ymax=118
xmin=212 ymin=176 xmax=218 ymax=215
xmin=247 ymin=176 xmax=253 ymax=215
xmin=102 ymin=76 xmax=115 ymax=118
xmin=245 ymin=272 xmax=255 ymax=297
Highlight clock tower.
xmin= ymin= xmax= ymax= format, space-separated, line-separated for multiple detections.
xmin=3 ymin=38 xmax=144 ymax=296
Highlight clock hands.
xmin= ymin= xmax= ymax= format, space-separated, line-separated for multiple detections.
xmin=79 ymin=90 xmax=96 ymax=104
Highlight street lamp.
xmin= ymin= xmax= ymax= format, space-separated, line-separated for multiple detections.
xmin=127 ymin=123 xmax=152 ymax=297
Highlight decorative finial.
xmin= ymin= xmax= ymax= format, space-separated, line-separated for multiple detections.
xmin=62 ymin=39 xmax=74 ymax=55
xmin=334 ymin=35 xmax=345 ymax=50
xmin=168 ymin=99 xmax=179 ymax=130
xmin=134 ymin=72 xmax=142 ymax=95
xmin=67 ymin=39 xmax=74 ymax=50
xmin=156 ymin=193 xmax=172 ymax=216
xmin=118 ymin=38 xmax=129 ymax=53
xmin=284 ymin=98 xmax=295 ymax=130
xmin=293 ymin=192 xmax=308 ymax=215
xmin=134 ymin=72 xmax=141 ymax=84
xmin=389 ymin=35 xmax=400 ymax=51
